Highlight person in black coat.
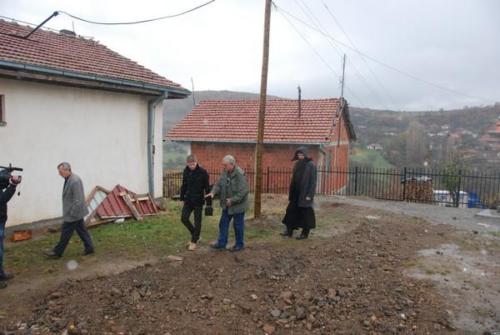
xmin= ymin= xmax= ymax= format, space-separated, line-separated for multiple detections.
xmin=281 ymin=147 xmax=317 ymax=239
xmin=180 ymin=155 xmax=210 ymax=251
xmin=0 ymin=174 xmax=21 ymax=289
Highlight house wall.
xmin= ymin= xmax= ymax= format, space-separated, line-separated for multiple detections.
xmin=190 ymin=142 xmax=319 ymax=193
xmin=0 ymin=78 xmax=164 ymax=226
xmin=191 ymin=142 xmax=320 ymax=171
xmin=177 ymin=108 xmax=353 ymax=196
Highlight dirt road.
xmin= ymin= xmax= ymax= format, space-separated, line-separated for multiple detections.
xmin=0 ymin=197 xmax=498 ymax=334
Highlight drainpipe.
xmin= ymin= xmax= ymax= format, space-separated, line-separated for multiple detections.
xmin=148 ymin=92 xmax=167 ymax=197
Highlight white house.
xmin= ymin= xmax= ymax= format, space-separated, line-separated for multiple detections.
xmin=0 ymin=19 xmax=189 ymax=226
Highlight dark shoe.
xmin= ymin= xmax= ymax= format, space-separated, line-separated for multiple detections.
xmin=0 ymin=272 xmax=14 ymax=281
xmin=0 ymin=282 xmax=6 ymax=289
xmin=280 ymin=229 xmax=293 ymax=237
xmin=83 ymin=249 xmax=95 ymax=256
xmin=44 ymin=250 xmax=61 ymax=259
xmin=230 ymin=245 xmax=244 ymax=252
xmin=296 ymin=234 xmax=308 ymax=240
xmin=210 ymin=243 xmax=226 ymax=250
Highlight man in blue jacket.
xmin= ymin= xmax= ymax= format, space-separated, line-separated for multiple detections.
xmin=0 ymin=173 xmax=21 ymax=289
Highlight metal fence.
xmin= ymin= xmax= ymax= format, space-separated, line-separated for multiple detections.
xmin=163 ymin=167 xmax=500 ymax=209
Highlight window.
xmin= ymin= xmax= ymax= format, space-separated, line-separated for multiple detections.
xmin=0 ymin=95 xmax=4 ymax=125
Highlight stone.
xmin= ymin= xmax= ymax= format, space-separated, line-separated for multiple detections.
xmin=166 ymin=255 xmax=183 ymax=262
xmin=250 ymin=294 xmax=258 ymax=301
xmin=263 ymin=323 xmax=275 ymax=334
xmin=270 ymin=309 xmax=281 ymax=318
xmin=327 ymin=288 xmax=337 ymax=299
xmin=296 ymin=307 xmax=306 ymax=320
xmin=110 ymin=287 xmax=122 ymax=296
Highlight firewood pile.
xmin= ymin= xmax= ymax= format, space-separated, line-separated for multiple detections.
xmin=403 ymin=178 xmax=433 ymax=203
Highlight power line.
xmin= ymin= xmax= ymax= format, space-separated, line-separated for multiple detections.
xmin=277 ymin=9 xmax=366 ymax=106
xmin=320 ymin=0 xmax=398 ymax=108
xmin=294 ymin=0 xmax=390 ymax=109
xmin=58 ymin=0 xmax=215 ymax=25
xmin=273 ymin=1 xmax=494 ymax=104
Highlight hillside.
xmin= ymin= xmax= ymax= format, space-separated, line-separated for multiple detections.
xmin=163 ymin=91 xmax=500 ymax=170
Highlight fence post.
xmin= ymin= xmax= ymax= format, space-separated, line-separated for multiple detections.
xmin=456 ymin=169 xmax=462 ymax=208
xmin=354 ymin=166 xmax=359 ymax=196
xmin=402 ymin=167 xmax=407 ymax=201
xmin=266 ymin=166 xmax=270 ymax=193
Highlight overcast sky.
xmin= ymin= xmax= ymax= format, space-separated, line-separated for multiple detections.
xmin=2 ymin=0 xmax=499 ymax=111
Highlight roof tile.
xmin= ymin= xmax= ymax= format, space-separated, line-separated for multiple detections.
xmin=167 ymin=99 xmax=343 ymax=143
xmin=0 ymin=19 xmax=184 ymax=90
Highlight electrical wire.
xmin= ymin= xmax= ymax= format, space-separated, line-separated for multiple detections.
xmin=58 ymin=0 xmax=215 ymax=25
xmin=273 ymin=1 xmax=494 ymax=104
xmin=320 ymin=0 xmax=398 ymax=108
xmin=277 ymin=9 xmax=366 ymax=107
xmin=295 ymin=0 xmax=390 ymax=109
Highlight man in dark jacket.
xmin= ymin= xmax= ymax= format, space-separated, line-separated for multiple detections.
xmin=45 ymin=162 xmax=94 ymax=259
xmin=180 ymin=155 xmax=210 ymax=251
xmin=0 ymin=174 xmax=21 ymax=289
xmin=282 ymin=147 xmax=317 ymax=239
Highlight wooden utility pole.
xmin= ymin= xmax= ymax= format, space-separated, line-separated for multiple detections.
xmin=254 ymin=0 xmax=272 ymax=218
xmin=191 ymin=77 xmax=196 ymax=106
xmin=340 ymin=54 xmax=346 ymax=99
xmin=334 ymin=54 xmax=347 ymax=171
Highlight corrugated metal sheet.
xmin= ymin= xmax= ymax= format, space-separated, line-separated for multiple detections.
xmin=96 ymin=185 xmax=160 ymax=220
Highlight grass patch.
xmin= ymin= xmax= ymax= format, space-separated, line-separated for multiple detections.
xmin=4 ymin=200 xmax=284 ymax=279
xmin=488 ymin=231 xmax=500 ymax=238
xmin=350 ymin=148 xmax=394 ymax=169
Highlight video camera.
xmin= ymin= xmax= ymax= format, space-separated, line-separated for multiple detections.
xmin=0 ymin=164 xmax=23 ymax=189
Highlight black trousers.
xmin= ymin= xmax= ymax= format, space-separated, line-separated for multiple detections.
xmin=181 ymin=203 xmax=202 ymax=243
xmin=53 ymin=219 xmax=94 ymax=256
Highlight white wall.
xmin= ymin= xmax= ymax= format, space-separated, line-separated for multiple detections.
xmin=0 ymin=78 xmax=164 ymax=226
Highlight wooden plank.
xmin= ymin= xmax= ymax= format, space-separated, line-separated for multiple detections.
xmin=120 ymin=192 xmax=143 ymax=221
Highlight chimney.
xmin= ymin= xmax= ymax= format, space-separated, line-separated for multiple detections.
xmin=297 ymin=85 xmax=302 ymax=118
xmin=60 ymin=29 xmax=76 ymax=37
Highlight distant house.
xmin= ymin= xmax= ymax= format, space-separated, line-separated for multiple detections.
xmin=366 ymin=143 xmax=383 ymax=151
xmin=167 ymin=98 xmax=356 ymax=194
xmin=0 ymin=19 xmax=190 ymax=226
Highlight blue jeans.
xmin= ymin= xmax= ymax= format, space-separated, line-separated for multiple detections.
xmin=216 ymin=209 xmax=245 ymax=248
xmin=0 ymin=220 xmax=5 ymax=275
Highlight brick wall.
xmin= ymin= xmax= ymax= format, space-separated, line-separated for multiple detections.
xmin=190 ymin=142 xmax=350 ymax=194
xmin=191 ymin=142 xmax=319 ymax=171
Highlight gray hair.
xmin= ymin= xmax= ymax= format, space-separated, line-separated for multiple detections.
xmin=57 ymin=162 xmax=72 ymax=171
xmin=186 ymin=154 xmax=197 ymax=163
xmin=222 ymin=155 xmax=236 ymax=165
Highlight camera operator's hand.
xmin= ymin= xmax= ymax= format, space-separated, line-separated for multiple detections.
xmin=10 ymin=175 xmax=21 ymax=185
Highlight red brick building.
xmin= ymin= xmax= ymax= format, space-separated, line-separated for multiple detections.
xmin=167 ymin=98 xmax=356 ymax=194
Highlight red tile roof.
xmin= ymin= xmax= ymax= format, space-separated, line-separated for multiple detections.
xmin=0 ymin=19 xmax=186 ymax=92
xmin=167 ymin=99 xmax=346 ymax=144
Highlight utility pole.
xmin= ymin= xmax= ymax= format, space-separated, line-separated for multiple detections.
xmin=298 ymin=85 xmax=302 ymax=118
xmin=334 ymin=54 xmax=347 ymax=171
xmin=254 ymin=0 xmax=272 ymax=218
xmin=191 ymin=77 xmax=196 ymax=106
xmin=340 ymin=54 xmax=346 ymax=99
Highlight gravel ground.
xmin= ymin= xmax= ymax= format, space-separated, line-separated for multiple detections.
xmin=330 ymin=196 xmax=500 ymax=233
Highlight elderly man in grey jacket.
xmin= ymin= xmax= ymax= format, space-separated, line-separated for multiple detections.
xmin=45 ymin=162 xmax=94 ymax=259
